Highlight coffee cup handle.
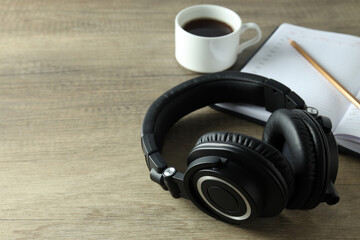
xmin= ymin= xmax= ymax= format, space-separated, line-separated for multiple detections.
xmin=237 ymin=23 xmax=262 ymax=54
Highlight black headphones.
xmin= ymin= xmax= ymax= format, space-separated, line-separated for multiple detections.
xmin=141 ymin=72 xmax=339 ymax=224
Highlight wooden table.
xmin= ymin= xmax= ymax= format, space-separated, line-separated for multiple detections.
xmin=1 ymin=0 xmax=359 ymax=239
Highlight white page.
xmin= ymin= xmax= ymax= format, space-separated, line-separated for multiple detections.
xmin=334 ymin=91 xmax=360 ymax=147
xmin=240 ymin=23 xmax=360 ymax=130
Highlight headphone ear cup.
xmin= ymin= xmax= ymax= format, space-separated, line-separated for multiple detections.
xmin=184 ymin=154 xmax=261 ymax=224
xmin=187 ymin=131 xmax=294 ymax=219
xmin=263 ymin=109 xmax=328 ymax=209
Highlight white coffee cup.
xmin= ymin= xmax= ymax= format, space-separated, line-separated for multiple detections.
xmin=175 ymin=4 xmax=262 ymax=73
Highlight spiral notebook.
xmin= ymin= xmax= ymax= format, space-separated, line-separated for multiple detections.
xmin=216 ymin=23 xmax=360 ymax=154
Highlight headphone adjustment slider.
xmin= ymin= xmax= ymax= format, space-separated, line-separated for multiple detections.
xmin=163 ymin=167 xmax=181 ymax=198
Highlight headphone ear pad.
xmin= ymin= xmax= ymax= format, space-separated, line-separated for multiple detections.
xmin=263 ymin=109 xmax=327 ymax=209
xmin=191 ymin=131 xmax=295 ymax=197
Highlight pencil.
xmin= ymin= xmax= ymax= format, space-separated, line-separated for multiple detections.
xmin=288 ymin=38 xmax=360 ymax=109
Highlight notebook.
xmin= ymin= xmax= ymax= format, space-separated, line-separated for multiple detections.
xmin=216 ymin=23 xmax=360 ymax=154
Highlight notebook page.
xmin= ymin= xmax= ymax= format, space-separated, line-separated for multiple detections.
xmin=333 ymin=90 xmax=360 ymax=147
xmin=240 ymin=23 xmax=360 ymax=129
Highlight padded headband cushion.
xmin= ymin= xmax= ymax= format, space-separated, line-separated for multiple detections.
xmin=195 ymin=131 xmax=295 ymax=197
xmin=262 ymin=109 xmax=327 ymax=209
xmin=142 ymin=72 xmax=305 ymax=154
xmin=143 ymin=73 xmax=267 ymax=150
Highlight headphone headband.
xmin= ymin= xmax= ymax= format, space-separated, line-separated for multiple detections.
xmin=141 ymin=72 xmax=306 ymax=176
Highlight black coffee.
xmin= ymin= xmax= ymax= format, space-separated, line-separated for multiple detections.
xmin=183 ymin=18 xmax=233 ymax=37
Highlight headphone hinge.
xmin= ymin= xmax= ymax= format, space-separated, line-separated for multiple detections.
xmin=150 ymin=167 xmax=186 ymax=199
xmin=150 ymin=168 xmax=167 ymax=190
xmin=163 ymin=167 xmax=181 ymax=198
xmin=322 ymin=181 xmax=340 ymax=205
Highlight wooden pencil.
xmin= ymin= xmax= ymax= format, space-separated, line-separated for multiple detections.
xmin=289 ymin=38 xmax=360 ymax=109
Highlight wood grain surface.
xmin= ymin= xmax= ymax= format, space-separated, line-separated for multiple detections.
xmin=0 ymin=0 xmax=359 ymax=239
